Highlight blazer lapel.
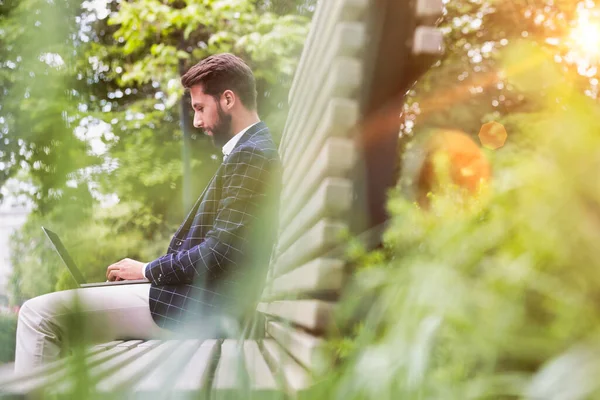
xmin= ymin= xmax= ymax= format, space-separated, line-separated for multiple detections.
xmin=173 ymin=122 xmax=268 ymax=240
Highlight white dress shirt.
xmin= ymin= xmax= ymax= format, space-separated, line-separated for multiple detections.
xmin=141 ymin=121 xmax=260 ymax=279
xmin=221 ymin=122 xmax=259 ymax=159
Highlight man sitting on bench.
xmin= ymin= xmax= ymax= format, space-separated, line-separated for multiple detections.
xmin=14 ymin=53 xmax=281 ymax=373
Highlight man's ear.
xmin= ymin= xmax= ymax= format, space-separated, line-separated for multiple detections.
xmin=222 ymin=90 xmax=236 ymax=110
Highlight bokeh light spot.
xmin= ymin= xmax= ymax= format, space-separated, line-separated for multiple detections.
xmin=479 ymin=121 xmax=507 ymax=150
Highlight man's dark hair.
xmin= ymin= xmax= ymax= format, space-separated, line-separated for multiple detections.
xmin=181 ymin=53 xmax=258 ymax=111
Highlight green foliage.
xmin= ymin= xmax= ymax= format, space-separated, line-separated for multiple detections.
xmin=0 ymin=0 xmax=97 ymax=212
xmin=326 ymin=40 xmax=600 ymax=398
xmin=0 ymin=314 xmax=17 ymax=363
xmin=402 ymin=0 xmax=595 ymax=140
xmin=99 ymin=0 xmax=309 ymax=122
xmin=3 ymin=0 xmax=311 ymax=302
xmin=8 ymin=190 xmax=170 ymax=303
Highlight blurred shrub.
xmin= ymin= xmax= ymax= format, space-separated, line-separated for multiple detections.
xmin=0 ymin=314 xmax=17 ymax=363
xmin=325 ymin=43 xmax=600 ymax=399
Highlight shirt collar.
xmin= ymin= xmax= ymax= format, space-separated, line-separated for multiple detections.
xmin=222 ymin=122 xmax=260 ymax=159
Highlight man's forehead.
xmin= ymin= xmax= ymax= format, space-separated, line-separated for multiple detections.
xmin=189 ymin=85 xmax=209 ymax=97
xmin=190 ymin=86 xmax=212 ymax=105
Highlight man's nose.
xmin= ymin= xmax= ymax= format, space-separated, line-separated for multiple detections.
xmin=193 ymin=117 xmax=203 ymax=129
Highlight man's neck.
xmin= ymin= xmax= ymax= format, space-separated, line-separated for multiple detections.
xmin=231 ymin=111 xmax=260 ymax=136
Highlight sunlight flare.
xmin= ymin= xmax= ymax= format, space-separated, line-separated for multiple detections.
xmin=569 ymin=9 xmax=600 ymax=61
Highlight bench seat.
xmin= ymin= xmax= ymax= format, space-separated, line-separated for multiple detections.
xmin=0 ymin=338 xmax=315 ymax=398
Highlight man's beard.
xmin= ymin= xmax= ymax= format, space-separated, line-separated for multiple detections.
xmin=209 ymin=103 xmax=233 ymax=148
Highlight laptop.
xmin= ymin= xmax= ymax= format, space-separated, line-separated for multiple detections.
xmin=42 ymin=227 xmax=149 ymax=288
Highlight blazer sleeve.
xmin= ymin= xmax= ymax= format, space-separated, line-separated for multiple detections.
xmin=144 ymin=146 xmax=276 ymax=285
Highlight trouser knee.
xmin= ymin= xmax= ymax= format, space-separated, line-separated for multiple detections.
xmin=18 ymin=292 xmax=66 ymax=331
xmin=18 ymin=298 xmax=37 ymax=322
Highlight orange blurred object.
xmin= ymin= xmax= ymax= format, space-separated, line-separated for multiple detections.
xmin=478 ymin=121 xmax=508 ymax=150
xmin=417 ymin=130 xmax=492 ymax=207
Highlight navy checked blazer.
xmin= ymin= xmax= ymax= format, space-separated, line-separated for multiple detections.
xmin=144 ymin=122 xmax=281 ymax=330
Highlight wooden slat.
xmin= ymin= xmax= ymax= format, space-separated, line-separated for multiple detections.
xmin=84 ymin=341 xmax=157 ymax=379
xmin=212 ymin=340 xmax=281 ymax=399
xmin=257 ymin=300 xmax=334 ymax=333
xmin=2 ymin=344 xmax=132 ymax=394
xmin=1 ymin=365 xmax=66 ymax=393
xmin=282 ymin=57 xmax=362 ymax=162
xmin=0 ymin=340 xmax=125 ymax=388
xmin=171 ymin=339 xmax=220 ymax=395
xmin=286 ymin=0 xmax=326 ymax=104
xmin=273 ymin=220 xmax=347 ymax=277
xmin=132 ymin=339 xmax=201 ymax=393
xmin=415 ymin=0 xmax=444 ymax=19
xmin=286 ymin=21 xmax=365 ymax=117
xmin=243 ymin=341 xmax=280 ymax=397
xmin=85 ymin=342 xmax=138 ymax=364
xmin=91 ymin=340 xmax=124 ymax=351
xmin=281 ymin=138 xmax=356 ymax=227
xmin=261 ymin=339 xmax=311 ymax=396
xmin=288 ymin=0 xmax=368 ymax=104
xmin=341 ymin=0 xmax=370 ymax=20
xmin=212 ymin=339 xmax=246 ymax=398
xmin=412 ymin=26 xmax=444 ymax=55
xmin=115 ymin=339 xmax=145 ymax=349
xmin=96 ymin=340 xmax=180 ymax=392
xmin=137 ymin=339 xmax=164 ymax=348
xmin=266 ymin=322 xmax=325 ymax=370
xmin=266 ymin=258 xmax=345 ymax=299
xmin=283 ymin=23 xmax=364 ymax=150
xmin=51 ymin=341 xmax=160 ymax=394
xmin=277 ymin=178 xmax=352 ymax=254
xmin=282 ymin=97 xmax=358 ymax=188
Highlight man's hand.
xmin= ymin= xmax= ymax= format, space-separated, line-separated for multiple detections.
xmin=106 ymin=258 xmax=145 ymax=281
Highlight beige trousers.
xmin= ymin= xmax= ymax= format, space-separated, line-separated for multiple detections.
xmin=14 ymin=283 xmax=171 ymax=373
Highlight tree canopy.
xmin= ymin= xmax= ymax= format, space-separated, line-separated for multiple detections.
xmin=1 ymin=0 xmax=312 ymax=302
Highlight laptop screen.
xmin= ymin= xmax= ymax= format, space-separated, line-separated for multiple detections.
xmin=42 ymin=227 xmax=86 ymax=285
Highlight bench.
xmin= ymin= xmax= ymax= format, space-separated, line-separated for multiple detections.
xmin=0 ymin=0 xmax=444 ymax=397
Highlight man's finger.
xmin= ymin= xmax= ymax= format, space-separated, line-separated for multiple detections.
xmin=107 ymin=269 xmax=120 ymax=281
xmin=106 ymin=264 xmax=119 ymax=279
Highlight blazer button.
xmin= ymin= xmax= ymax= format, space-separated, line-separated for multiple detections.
xmin=175 ymin=240 xmax=183 ymax=246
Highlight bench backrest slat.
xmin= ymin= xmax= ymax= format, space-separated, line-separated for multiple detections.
xmin=259 ymin=0 xmax=444 ymax=388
